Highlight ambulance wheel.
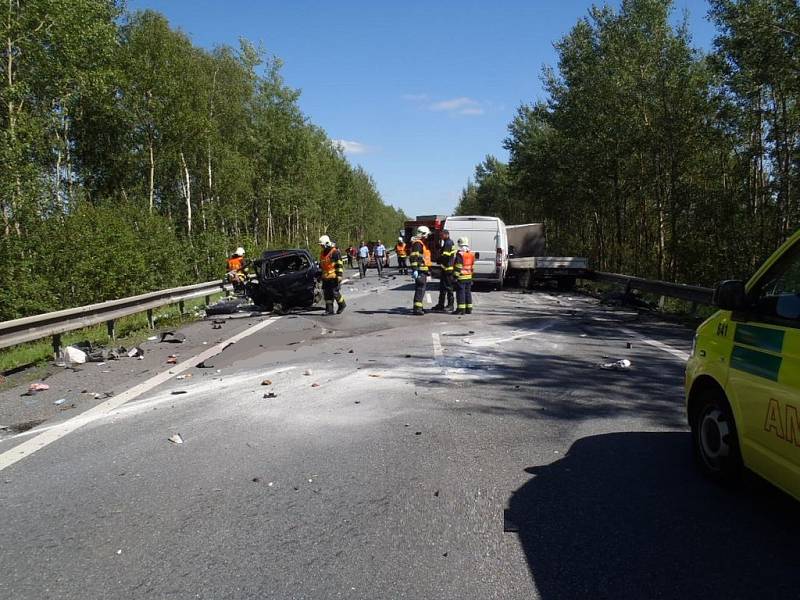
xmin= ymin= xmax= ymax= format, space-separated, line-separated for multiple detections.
xmin=691 ymin=389 xmax=742 ymax=483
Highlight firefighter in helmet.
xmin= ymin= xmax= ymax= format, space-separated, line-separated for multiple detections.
xmin=408 ymin=226 xmax=432 ymax=315
xmin=453 ymin=237 xmax=475 ymax=315
xmin=319 ymin=235 xmax=346 ymax=315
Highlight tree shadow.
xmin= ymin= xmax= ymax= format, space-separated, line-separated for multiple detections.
xmin=507 ymin=432 xmax=800 ymax=599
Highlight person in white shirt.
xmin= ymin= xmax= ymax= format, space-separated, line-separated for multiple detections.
xmin=358 ymin=241 xmax=370 ymax=279
xmin=373 ymin=241 xmax=386 ymax=277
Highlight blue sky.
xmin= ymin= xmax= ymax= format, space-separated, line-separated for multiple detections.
xmin=127 ymin=0 xmax=718 ymax=218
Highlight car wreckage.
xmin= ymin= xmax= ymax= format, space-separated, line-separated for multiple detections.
xmin=245 ymin=249 xmax=322 ymax=312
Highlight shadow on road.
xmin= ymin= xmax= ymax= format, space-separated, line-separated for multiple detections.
xmin=507 ymin=432 xmax=800 ymax=599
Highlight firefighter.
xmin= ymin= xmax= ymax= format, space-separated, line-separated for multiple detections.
xmin=395 ymin=237 xmax=408 ymax=274
xmin=226 ymin=246 xmax=248 ymax=293
xmin=408 ymin=225 xmax=432 ymax=315
xmin=318 ymin=235 xmax=346 ymax=315
xmin=453 ymin=237 xmax=475 ymax=315
xmin=432 ymin=229 xmax=455 ymax=312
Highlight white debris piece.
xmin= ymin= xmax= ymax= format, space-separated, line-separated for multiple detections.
xmin=600 ymin=359 xmax=632 ymax=370
xmin=64 ymin=345 xmax=87 ymax=364
xmin=53 ymin=398 xmax=67 ymax=405
xmin=167 ymin=434 xmax=184 ymax=444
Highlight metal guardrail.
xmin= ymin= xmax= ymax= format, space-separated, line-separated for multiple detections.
xmin=0 ymin=280 xmax=230 ymax=352
xmin=586 ymin=271 xmax=714 ymax=305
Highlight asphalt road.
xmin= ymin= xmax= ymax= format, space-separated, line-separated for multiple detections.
xmin=1 ymin=268 xmax=798 ymax=599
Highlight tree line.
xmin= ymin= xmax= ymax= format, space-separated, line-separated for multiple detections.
xmin=456 ymin=0 xmax=799 ymax=286
xmin=0 ymin=2 xmax=405 ymax=321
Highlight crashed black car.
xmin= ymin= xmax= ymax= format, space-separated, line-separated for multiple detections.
xmin=246 ymin=249 xmax=322 ymax=312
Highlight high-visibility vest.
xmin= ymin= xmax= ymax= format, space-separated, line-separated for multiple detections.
xmin=320 ymin=248 xmax=340 ymax=280
xmin=456 ymin=250 xmax=475 ymax=280
xmin=227 ymin=256 xmax=244 ymax=272
xmin=395 ymin=243 xmax=407 ymax=257
xmin=412 ymin=240 xmax=432 ymax=270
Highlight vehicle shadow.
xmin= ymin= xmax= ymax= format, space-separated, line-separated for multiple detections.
xmin=507 ymin=432 xmax=800 ymax=599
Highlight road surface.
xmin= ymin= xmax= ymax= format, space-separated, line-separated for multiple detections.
xmin=1 ymin=269 xmax=798 ymax=599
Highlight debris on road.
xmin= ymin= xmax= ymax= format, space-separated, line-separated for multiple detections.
xmin=127 ymin=347 xmax=144 ymax=358
xmin=263 ymin=392 xmax=277 ymax=399
xmin=160 ymin=331 xmax=186 ymax=344
xmin=147 ymin=335 xmax=158 ymax=341
xmin=167 ymin=433 xmax=184 ymax=444
xmin=171 ymin=390 xmax=187 ymax=395
xmin=261 ymin=379 xmax=272 ymax=386
xmin=600 ymin=358 xmax=632 ymax=370
xmin=53 ymin=398 xmax=67 ymax=405
xmin=63 ymin=345 xmax=88 ymax=364
xmin=196 ymin=361 xmax=214 ymax=369
xmin=311 ymin=383 xmax=320 ymax=388
xmin=303 ymin=369 xmax=312 ymax=376
xmin=166 ymin=355 xmax=178 ymax=364
xmin=26 ymin=382 xmax=50 ymax=395
xmin=175 ymin=374 xmax=192 ymax=380
xmin=348 ymin=349 xmax=354 ymax=353
xmin=368 ymin=374 xmax=382 ymax=378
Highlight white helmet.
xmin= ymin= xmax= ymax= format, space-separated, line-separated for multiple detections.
xmin=416 ymin=225 xmax=431 ymax=237
xmin=398 ymin=236 xmax=404 ymax=243
xmin=318 ymin=234 xmax=332 ymax=248
xmin=457 ymin=237 xmax=469 ymax=246
xmin=235 ymin=247 xmax=245 ymax=256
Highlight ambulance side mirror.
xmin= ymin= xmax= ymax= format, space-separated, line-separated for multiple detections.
xmin=713 ymin=280 xmax=749 ymax=311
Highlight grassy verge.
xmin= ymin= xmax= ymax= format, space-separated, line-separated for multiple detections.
xmin=0 ymin=293 xmax=227 ymax=376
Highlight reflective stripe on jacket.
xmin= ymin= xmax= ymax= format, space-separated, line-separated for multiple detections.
xmin=320 ymin=248 xmax=343 ymax=280
xmin=439 ymin=239 xmax=456 ymax=272
xmin=454 ymin=250 xmax=475 ymax=280
xmin=409 ymin=239 xmax=431 ymax=271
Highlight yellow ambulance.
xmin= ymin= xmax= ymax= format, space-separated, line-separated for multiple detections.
xmin=685 ymin=228 xmax=800 ymax=501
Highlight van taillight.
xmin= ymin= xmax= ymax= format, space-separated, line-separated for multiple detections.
xmin=495 ymin=248 xmax=503 ymax=267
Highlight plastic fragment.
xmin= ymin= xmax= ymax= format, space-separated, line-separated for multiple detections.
xmin=160 ymin=331 xmax=186 ymax=343
xmin=53 ymin=398 xmax=67 ymax=406
xmin=27 ymin=383 xmax=50 ymax=394
xmin=167 ymin=433 xmax=183 ymax=444
xmin=166 ymin=355 xmax=178 ymax=365
xmin=303 ymin=369 xmax=312 ymax=376
xmin=600 ymin=358 xmax=632 ymax=370
xmin=263 ymin=392 xmax=277 ymax=399
xmin=261 ymin=379 xmax=272 ymax=386
xmin=311 ymin=383 xmax=320 ymax=388
xmin=171 ymin=390 xmax=187 ymax=395
xmin=127 ymin=347 xmax=144 ymax=358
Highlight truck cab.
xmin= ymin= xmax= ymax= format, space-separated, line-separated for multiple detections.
xmin=686 ymin=228 xmax=800 ymax=501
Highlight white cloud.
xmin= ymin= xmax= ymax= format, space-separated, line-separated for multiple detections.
xmin=333 ymin=139 xmax=370 ymax=155
xmin=403 ymin=93 xmax=486 ymax=116
xmin=458 ymin=106 xmax=485 ymax=116
xmin=402 ymin=93 xmax=429 ymax=101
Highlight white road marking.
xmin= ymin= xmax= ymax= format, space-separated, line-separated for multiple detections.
xmin=425 ymin=292 xmax=432 ymax=304
xmin=0 ymin=317 xmax=280 ymax=472
xmin=621 ymin=328 xmax=690 ymax=361
xmin=431 ymin=333 xmax=443 ymax=360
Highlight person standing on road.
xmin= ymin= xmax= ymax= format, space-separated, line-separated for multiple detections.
xmin=319 ymin=235 xmax=346 ymax=315
xmin=345 ymin=245 xmax=355 ymax=268
xmin=395 ymin=237 xmax=408 ymax=274
xmin=453 ymin=237 xmax=475 ymax=315
xmin=358 ymin=241 xmax=369 ymax=279
xmin=409 ymin=226 xmax=432 ymax=315
xmin=374 ymin=240 xmax=386 ymax=277
xmin=432 ymin=229 xmax=455 ymax=312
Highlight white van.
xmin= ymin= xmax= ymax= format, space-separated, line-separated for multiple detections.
xmin=443 ymin=215 xmax=508 ymax=286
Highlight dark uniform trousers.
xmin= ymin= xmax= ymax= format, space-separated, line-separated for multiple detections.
xmin=437 ymin=270 xmax=455 ymax=307
xmin=456 ymin=278 xmax=473 ymax=311
xmin=413 ymin=273 xmax=428 ymax=310
xmin=322 ymin=278 xmax=344 ymax=312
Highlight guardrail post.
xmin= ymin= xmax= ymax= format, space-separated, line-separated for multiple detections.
xmin=146 ymin=309 xmax=155 ymax=329
xmin=52 ymin=334 xmax=62 ymax=359
xmin=205 ymin=295 xmax=211 ymax=307
xmin=178 ymin=300 xmax=185 ymax=315
xmin=107 ymin=320 xmax=116 ymax=341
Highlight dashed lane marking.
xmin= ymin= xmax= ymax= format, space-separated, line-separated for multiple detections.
xmin=0 ymin=317 xmax=281 ymax=472
xmin=425 ymin=293 xmax=432 ymax=304
xmin=431 ymin=333 xmax=443 ymax=360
